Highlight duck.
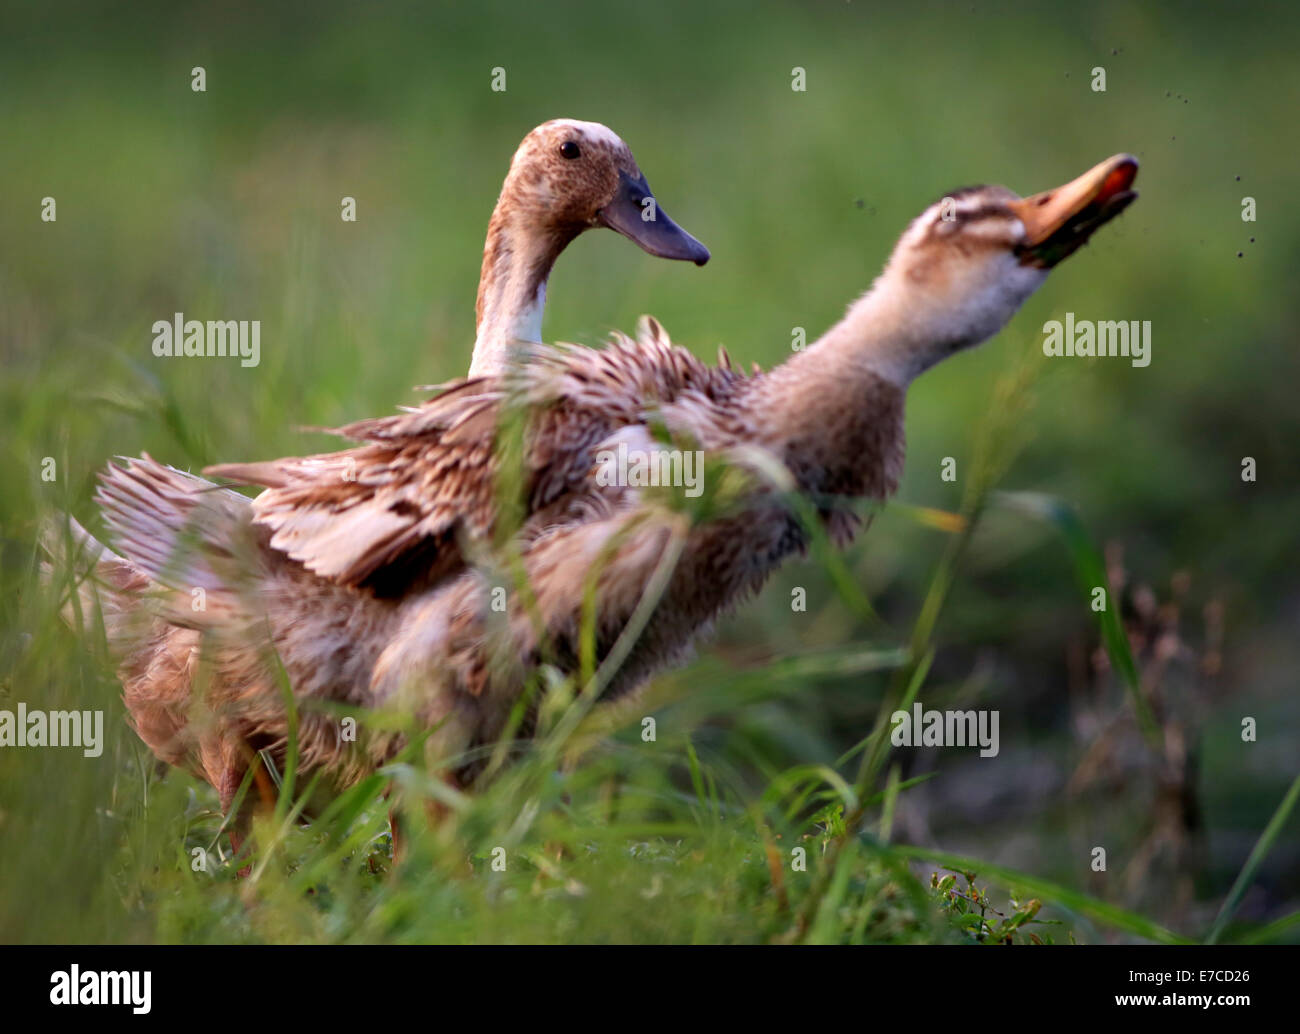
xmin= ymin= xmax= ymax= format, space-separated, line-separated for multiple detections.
xmin=45 ymin=117 xmax=707 ymax=846
xmin=61 ymin=153 xmax=1137 ymax=835
xmin=467 ymin=118 xmax=709 ymax=376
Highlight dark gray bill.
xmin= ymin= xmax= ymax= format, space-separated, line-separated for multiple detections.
xmin=596 ymin=169 xmax=710 ymax=266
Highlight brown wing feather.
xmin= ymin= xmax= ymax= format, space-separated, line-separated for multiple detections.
xmin=203 ymin=379 xmax=511 ymax=588
xmin=203 ymin=321 xmax=749 ymax=591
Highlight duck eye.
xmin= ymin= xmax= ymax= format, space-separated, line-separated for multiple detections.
xmin=559 ymin=140 xmax=581 ymax=160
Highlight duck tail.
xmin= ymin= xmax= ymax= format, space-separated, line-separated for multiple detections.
xmin=92 ymin=454 xmax=263 ymax=627
xmin=43 ymin=455 xmax=262 ymax=649
xmin=39 ymin=512 xmax=156 ymax=655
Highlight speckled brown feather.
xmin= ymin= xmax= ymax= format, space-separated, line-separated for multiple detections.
xmin=207 ymin=319 xmax=753 ymax=590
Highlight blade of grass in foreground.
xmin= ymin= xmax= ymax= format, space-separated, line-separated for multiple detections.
xmin=1233 ymin=909 xmax=1300 ymax=945
xmin=789 ymin=362 xmax=1038 ymax=942
xmin=884 ymin=843 xmax=1191 ymax=944
xmin=994 ymin=490 xmax=1161 ymax=747
xmin=1206 ymin=770 xmax=1300 ymax=944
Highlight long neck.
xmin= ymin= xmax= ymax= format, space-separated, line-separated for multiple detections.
xmin=746 ymin=281 xmax=918 ymax=501
xmin=811 ymin=274 xmax=940 ymax=387
xmin=469 ymin=206 xmax=575 ymax=377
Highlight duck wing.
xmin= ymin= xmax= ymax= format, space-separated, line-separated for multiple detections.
xmin=205 ymin=320 xmax=749 ymax=593
xmin=206 ymin=379 xmax=505 ymax=590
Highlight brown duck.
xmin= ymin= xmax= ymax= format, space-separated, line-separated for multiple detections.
xmin=56 ymin=154 xmax=1138 ymax=835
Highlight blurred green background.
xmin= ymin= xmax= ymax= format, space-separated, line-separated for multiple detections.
xmin=1 ymin=0 xmax=1296 ymax=943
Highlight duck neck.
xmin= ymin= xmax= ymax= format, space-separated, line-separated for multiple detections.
xmin=469 ymin=207 xmax=576 ymax=377
xmin=752 ymin=280 xmax=919 ymax=500
xmin=815 ymin=274 xmax=940 ymax=388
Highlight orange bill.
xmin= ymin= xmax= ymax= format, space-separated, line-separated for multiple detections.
xmin=1009 ymin=154 xmax=1138 ymax=267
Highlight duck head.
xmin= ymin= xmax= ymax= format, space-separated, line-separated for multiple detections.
xmin=472 ymin=119 xmax=709 ymax=376
xmin=849 ymin=154 xmax=1138 ymax=384
xmin=501 ymin=119 xmax=710 ymax=265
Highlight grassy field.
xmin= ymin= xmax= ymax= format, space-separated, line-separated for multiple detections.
xmin=1 ymin=0 xmax=1297 ymax=944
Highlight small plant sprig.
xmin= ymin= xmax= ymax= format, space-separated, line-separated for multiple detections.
xmin=930 ymin=869 xmax=1068 ymax=945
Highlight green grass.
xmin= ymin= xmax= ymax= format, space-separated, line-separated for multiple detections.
xmin=2 ymin=0 xmax=1298 ymax=944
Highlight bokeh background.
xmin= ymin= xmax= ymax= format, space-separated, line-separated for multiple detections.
xmin=1 ymin=0 xmax=1296 ymax=942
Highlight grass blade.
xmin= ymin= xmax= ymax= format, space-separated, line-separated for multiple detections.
xmin=1206 ymin=770 xmax=1300 ymax=944
xmin=995 ymin=491 xmax=1161 ymax=746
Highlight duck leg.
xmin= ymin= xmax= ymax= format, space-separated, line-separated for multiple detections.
xmin=206 ymin=736 xmax=275 ymax=878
